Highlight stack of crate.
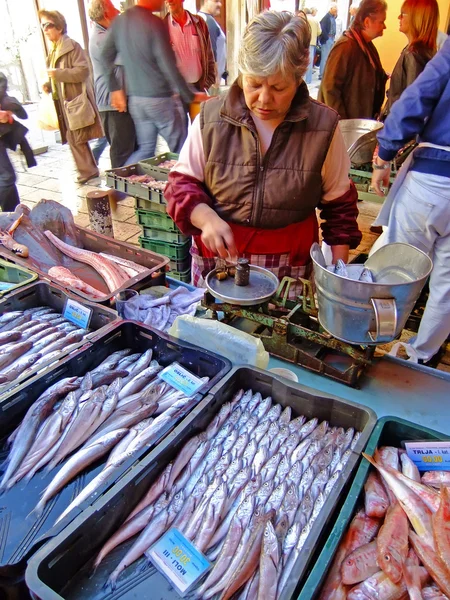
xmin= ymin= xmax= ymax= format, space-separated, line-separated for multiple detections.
xmin=105 ymin=153 xmax=192 ymax=282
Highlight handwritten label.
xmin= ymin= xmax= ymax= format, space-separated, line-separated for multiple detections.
xmin=147 ymin=528 xmax=210 ymax=596
xmin=404 ymin=441 xmax=450 ymax=471
xmin=63 ymin=298 xmax=92 ymax=330
xmin=159 ymin=362 xmax=205 ymax=397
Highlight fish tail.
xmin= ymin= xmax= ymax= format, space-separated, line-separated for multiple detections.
xmin=27 ymin=499 xmax=45 ymax=520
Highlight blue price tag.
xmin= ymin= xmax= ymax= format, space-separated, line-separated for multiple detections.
xmin=405 ymin=441 xmax=450 ymax=471
xmin=147 ymin=528 xmax=210 ymax=596
xmin=159 ymin=362 xmax=205 ymax=397
xmin=63 ymin=298 xmax=92 ymax=329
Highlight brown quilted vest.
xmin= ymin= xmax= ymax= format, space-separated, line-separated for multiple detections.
xmin=200 ymin=82 xmax=339 ymax=229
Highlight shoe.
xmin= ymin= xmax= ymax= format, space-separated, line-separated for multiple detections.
xmin=77 ymin=173 xmax=100 ymax=185
xmin=370 ymin=225 xmax=383 ymax=235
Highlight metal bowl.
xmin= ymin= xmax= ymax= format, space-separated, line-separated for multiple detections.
xmin=205 ymin=265 xmax=279 ymax=306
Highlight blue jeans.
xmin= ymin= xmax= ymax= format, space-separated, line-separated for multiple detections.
xmin=305 ymin=45 xmax=316 ymax=84
xmin=127 ymin=96 xmax=187 ymax=163
xmin=90 ymin=136 xmax=108 ymax=164
xmin=320 ymin=38 xmax=334 ymax=78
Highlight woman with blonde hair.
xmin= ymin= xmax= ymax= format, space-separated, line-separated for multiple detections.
xmin=39 ymin=9 xmax=103 ymax=184
xmin=384 ymin=0 xmax=439 ymax=113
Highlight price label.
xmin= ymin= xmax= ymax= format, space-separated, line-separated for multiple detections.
xmin=63 ymin=298 xmax=92 ymax=330
xmin=147 ymin=528 xmax=210 ymax=596
xmin=159 ymin=362 xmax=205 ymax=397
xmin=404 ymin=441 xmax=450 ymax=471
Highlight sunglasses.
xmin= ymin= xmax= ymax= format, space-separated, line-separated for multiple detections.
xmin=41 ymin=22 xmax=56 ymax=31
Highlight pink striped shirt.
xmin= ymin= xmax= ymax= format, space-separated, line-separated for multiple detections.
xmin=168 ymin=13 xmax=202 ymax=85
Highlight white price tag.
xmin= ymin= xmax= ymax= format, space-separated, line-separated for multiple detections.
xmin=404 ymin=441 xmax=450 ymax=471
xmin=147 ymin=528 xmax=210 ymax=596
xmin=159 ymin=362 xmax=205 ymax=396
xmin=63 ymin=298 xmax=92 ymax=329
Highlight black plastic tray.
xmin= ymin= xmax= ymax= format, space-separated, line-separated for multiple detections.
xmin=297 ymin=416 xmax=450 ymax=600
xmin=25 ymin=366 xmax=376 ymax=600
xmin=0 ymin=322 xmax=230 ymax=577
xmin=0 ymin=227 xmax=169 ymax=305
xmin=0 ymin=281 xmax=119 ymax=403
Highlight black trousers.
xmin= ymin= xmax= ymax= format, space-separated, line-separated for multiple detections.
xmin=100 ymin=110 xmax=137 ymax=168
xmin=0 ymin=139 xmax=19 ymax=212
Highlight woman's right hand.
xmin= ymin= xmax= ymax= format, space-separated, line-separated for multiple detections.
xmin=191 ymin=204 xmax=238 ymax=261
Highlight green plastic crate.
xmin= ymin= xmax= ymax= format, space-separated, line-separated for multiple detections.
xmin=105 ymin=163 xmax=167 ymax=203
xmin=168 ymin=267 xmax=191 ymax=283
xmin=138 ymin=152 xmax=179 ymax=180
xmin=135 ymin=198 xmax=167 ymax=213
xmin=0 ymin=259 xmax=38 ymax=298
xmin=139 ymin=237 xmax=191 ymax=261
xmin=136 ymin=209 xmax=179 ymax=232
xmin=141 ymin=226 xmax=189 ymax=244
xmin=169 ymin=255 xmax=191 ymax=273
xmin=297 ymin=416 xmax=450 ymax=600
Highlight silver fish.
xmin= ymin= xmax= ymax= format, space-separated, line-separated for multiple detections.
xmin=242 ymin=438 xmax=258 ymax=467
xmin=253 ymin=419 xmax=270 ymax=443
xmin=281 ymin=484 xmax=300 ymax=526
xmin=279 ymin=405 xmax=292 ymax=425
xmin=306 ymin=420 xmax=329 ymax=442
xmin=260 ymin=453 xmax=282 ymax=483
xmin=266 ymin=481 xmax=287 ymax=512
xmin=265 ymin=404 xmax=282 ymax=423
xmin=255 ymin=480 xmax=274 ymax=507
xmin=205 ymin=403 xmax=232 ymax=440
xmin=274 ymin=456 xmax=291 ymax=486
xmin=247 ymin=392 xmax=262 ymax=413
xmin=288 ymin=415 xmax=306 ymax=433
xmin=252 ymin=446 xmax=269 ymax=477
xmin=286 ymin=460 xmax=303 ymax=487
xmin=256 ymin=396 xmax=272 ymax=420
xmin=324 ymin=471 xmax=340 ymax=496
xmin=258 ymin=520 xmax=279 ymax=600
xmin=269 ymin=426 xmax=289 ymax=455
xmin=298 ymin=417 xmax=319 ymax=440
xmin=350 ymin=431 xmax=361 ymax=450
xmin=290 ymin=438 xmax=312 ymax=466
xmin=237 ymin=389 xmax=253 ymax=409
xmin=359 ymin=267 xmax=374 ymax=282
xmin=334 ymin=259 xmax=349 ymax=277
xmin=311 ymin=445 xmax=334 ymax=474
xmin=311 ymin=467 xmax=330 ymax=500
xmin=299 ymin=466 xmax=315 ymax=498
xmin=222 ymin=428 xmax=239 ymax=454
xmin=193 ymin=481 xmax=227 ymax=552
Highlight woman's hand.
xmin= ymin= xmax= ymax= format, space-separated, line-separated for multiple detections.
xmin=191 ymin=204 xmax=238 ymax=261
xmin=331 ymin=244 xmax=349 ymax=264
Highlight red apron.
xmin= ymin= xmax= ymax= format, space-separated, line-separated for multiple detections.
xmin=191 ymin=212 xmax=319 ymax=296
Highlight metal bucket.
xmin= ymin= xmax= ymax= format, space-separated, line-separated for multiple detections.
xmin=339 ymin=119 xmax=384 ymax=166
xmin=311 ymin=243 xmax=433 ymax=345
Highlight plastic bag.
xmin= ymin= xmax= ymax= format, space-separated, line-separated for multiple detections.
xmin=37 ymin=93 xmax=59 ymax=131
xmin=168 ymin=315 xmax=270 ymax=369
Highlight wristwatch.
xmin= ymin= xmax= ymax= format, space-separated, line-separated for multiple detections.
xmin=372 ymin=160 xmax=390 ymax=170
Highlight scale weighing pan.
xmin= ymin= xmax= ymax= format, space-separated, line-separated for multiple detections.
xmin=205 ymin=265 xmax=279 ymax=306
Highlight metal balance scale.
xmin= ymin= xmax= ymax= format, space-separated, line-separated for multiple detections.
xmin=203 ymin=265 xmax=374 ymax=388
xmin=202 ymin=242 xmax=433 ymax=388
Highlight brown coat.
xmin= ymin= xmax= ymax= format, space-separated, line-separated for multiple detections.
xmin=199 ymin=82 xmax=339 ymax=229
xmin=318 ymin=34 xmax=388 ymax=120
xmin=48 ymin=35 xmax=103 ymax=145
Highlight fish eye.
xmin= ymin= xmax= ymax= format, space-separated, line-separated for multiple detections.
xmin=384 ymin=554 xmax=391 ymax=561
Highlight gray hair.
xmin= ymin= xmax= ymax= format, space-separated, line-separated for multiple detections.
xmin=88 ymin=0 xmax=108 ymax=22
xmin=238 ymin=11 xmax=311 ymax=83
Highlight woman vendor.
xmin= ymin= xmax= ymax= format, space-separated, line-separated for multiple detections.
xmin=165 ymin=11 xmax=362 ymax=288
